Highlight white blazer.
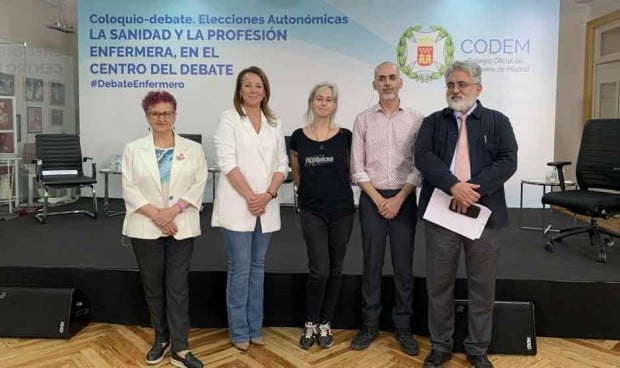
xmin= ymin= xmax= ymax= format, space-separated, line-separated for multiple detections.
xmin=122 ymin=133 xmax=208 ymax=240
xmin=211 ymin=109 xmax=289 ymax=232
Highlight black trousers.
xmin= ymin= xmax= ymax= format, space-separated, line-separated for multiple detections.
xmin=132 ymin=236 xmax=194 ymax=353
xmin=358 ymin=189 xmax=417 ymax=328
xmin=300 ymin=209 xmax=354 ymax=323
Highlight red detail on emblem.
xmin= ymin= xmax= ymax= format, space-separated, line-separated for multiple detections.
xmin=417 ymin=46 xmax=433 ymax=66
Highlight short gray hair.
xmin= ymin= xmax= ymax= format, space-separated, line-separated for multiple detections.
xmin=374 ymin=61 xmax=400 ymax=80
xmin=445 ymin=61 xmax=481 ymax=84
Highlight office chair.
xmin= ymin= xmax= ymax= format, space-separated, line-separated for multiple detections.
xmin=542 ymin=119 xmax=620 ymax=263
xmin=179 ymin=133 xmax=206 ymax=212
xmin=179 ymin=133 xmax=202 ymax=144
xmin=284 ymin=135 xmax=299 ymax=212
xmin=33 ymin=134 xmax=97 ymax=224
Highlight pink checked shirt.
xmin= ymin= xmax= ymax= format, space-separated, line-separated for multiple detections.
xmin=351 ymin=104 xmax=424 ymax=190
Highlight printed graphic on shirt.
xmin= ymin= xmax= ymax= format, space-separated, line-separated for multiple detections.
xmin=304 ymin=155 xmax=334 ymax=167
xmin=155 ymin=148 xmax=174 ymax=185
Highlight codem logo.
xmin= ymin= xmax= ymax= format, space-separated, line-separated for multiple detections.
xmin=526 ymin=336 xmax=532 ymax=350
xmin=59 ymin=321 xmax=65 ymax=333
xmin=397 ymin=25 xmax=454 ymax=83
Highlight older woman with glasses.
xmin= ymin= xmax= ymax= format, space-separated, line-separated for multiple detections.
xmin=211 ymin=66 xmax=288 ymax=351
xmin=122 ymin=90 xmax=207 ymax=368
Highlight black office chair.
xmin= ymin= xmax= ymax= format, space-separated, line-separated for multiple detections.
xmin=179 ymin=133 xmax=202 ymax=144
xmin=542 ymin=119 xmax=620 ymax=262
xmin=33 ymin=134 xmax=97 ymax=224
xmin=283 ymin=135 xmax=299 ymax=212
xmin=179 ymin=133 xmax=205 ymax=212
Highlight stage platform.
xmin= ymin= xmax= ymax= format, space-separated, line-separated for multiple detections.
xmin=1 ymin=200 xmax=619 ymax=339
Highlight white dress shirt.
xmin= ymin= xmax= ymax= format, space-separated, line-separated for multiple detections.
xmin=351 ymin=104 xmax=424 ymax=190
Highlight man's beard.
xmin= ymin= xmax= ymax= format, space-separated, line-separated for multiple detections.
xmin=381 ymin=89 xmax=397 ymax=100
xmin=446 ymin=93 xmax=476 ymax=112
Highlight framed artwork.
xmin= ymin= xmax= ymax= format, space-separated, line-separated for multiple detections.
xmin=0 ymin=132 xmax=15 ymax=153
xmin=25 ymin=78 xmax=44 ymax=102
xmin=16 ymin=114 xmax=21 ymax=142
xmin=0 ymin=73 xmax=15 ymax=96
xmin=27 ymin=106 xmax=42 ymax=133
xmin=50 ymin=82 xmax=65 ymax=106
xmin=0 ymin=97 xmax=15 ymax=130
xmin=51 ymin=109 xmax=63 ymax=126
xmin=0 ymin=96 xmax=16 ymax=155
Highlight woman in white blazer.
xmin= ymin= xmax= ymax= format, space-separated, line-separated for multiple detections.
xmin=211 ymin=66 xmax=288 ymax=350
xmin=122 ymin=91 xmax=206 ymax=368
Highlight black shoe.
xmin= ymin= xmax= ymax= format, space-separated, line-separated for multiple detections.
xmin=394 ymin=328 xmax=419 ymax=355
xmin=317 ymin=322 xmax=334 ymax=348
xmin=350 ymin=325 xmax=379 ymax=350
xmin=423 ymin=350 xmax=452 ymax=368
xmin=171 ymin=351 xmax=203 ymax=368
xmin=467 ymin=354 xmax=494 ymax=368
xmin=145 ymin=342 xmax=170 ymax=365
xmin=299 ymin=321 xmax=317 ymax=350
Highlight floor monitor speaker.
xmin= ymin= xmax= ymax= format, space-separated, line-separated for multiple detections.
xmin=0 ymin=287 xmax=90 ymax=338
xmin=454 ymin=299 xmax=536 ymax=355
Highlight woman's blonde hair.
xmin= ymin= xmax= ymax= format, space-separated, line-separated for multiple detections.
xmin=305 ymin=82 xmax=338 ymax=125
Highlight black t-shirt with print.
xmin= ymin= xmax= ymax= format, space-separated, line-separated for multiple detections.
xmin=290 ymin=127 xmax=355 ymax=218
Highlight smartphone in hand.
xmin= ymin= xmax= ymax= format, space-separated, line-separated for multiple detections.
xmin=449 ymin=198 xmax=481 ymax=219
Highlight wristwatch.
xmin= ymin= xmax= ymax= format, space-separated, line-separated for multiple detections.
xmin=267 ymin=190 xmax=277 ymax=199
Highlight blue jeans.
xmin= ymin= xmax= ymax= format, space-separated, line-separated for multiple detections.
xmin=221 ymin=218 xmax=271 ymax=343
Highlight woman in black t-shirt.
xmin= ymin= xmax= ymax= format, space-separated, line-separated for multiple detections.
xmin=289 ymin=82 xmax=355 ymax=350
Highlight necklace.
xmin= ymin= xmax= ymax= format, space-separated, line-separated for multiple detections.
xmin=310 ymin=123 xmax=330 ymax=150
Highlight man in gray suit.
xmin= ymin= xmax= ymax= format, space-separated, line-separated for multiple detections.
xmin=415 ymin=60 xmax=518 ymax=368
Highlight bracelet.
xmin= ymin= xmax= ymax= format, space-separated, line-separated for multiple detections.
xmin=176 ymin=202 xmax=187 ymax=213
xmin=267 ymin=190 xmax=277 ymax=199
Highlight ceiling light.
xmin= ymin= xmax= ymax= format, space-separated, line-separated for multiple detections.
xmin=46 ymin=0 xmax=74 ymax=34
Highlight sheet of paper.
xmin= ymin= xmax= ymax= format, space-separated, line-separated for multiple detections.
xmin=422 ymin=188 xmax=492 ymax=240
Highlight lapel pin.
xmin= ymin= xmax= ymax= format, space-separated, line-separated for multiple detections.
xmin=176 ymin=153 xmax=185 ymax=160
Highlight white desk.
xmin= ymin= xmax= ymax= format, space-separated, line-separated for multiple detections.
xmin=519 ymin=178 xmax=576 ymax=233
xmin=0 ymin=154 xmax=20 ymax=214
xmin=99 ymin=168 xmax=124 ymax=217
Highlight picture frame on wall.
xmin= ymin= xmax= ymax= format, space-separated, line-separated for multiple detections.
xmin=0 ymin=97 xmax=15 ymax=130
xmin=27 ymin=106 xmax=42 ymax=133
xmin=0 ymin=132 xmax=15 ymax=154
xmin=26 ymin=78 xmax=44 ymax=102
xmin=50 ymin=82 xmax=65 ymax=106
xmin=51 ymin=109 xmax=63 ymax=126
xmin=0 ymin=73 xmax=15 ymax=96
xmin=16 ymin=114 xmax=21 ymax=142
xmin=0 ymin=96 xmax=16 ymax=155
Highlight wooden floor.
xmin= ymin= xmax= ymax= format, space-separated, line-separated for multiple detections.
xmin=0 ymin=323 xmax=618 ymax=367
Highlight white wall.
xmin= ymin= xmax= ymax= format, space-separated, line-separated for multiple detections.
xmin=0 ymin=0 xmax=76 ymax=56
xmin=554 ymin=0 xmax=620 ymax=181
xmin=0 ymin=0 xmax=78 ymax=141
xmin=555 ymin=1 xmax=589 ymax=180
xmin=590 ymin=0 xmax=620 ymax=19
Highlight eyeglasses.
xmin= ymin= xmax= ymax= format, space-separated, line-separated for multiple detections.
xmin=446 ymin=81 xmax=479 ymax=91
xmin=147 ymin=111 xmax=176 ymax=119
